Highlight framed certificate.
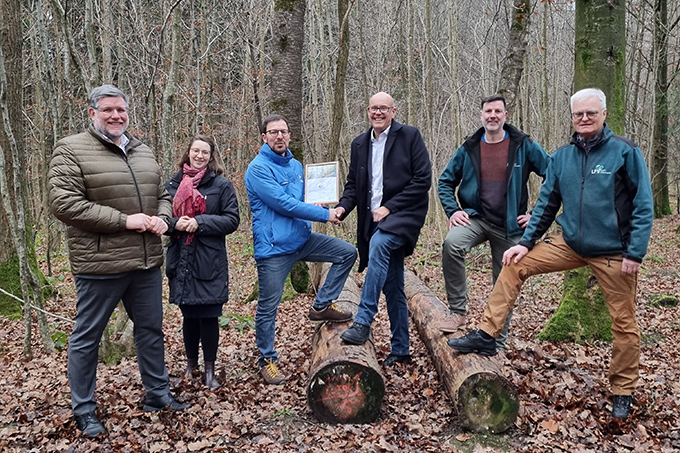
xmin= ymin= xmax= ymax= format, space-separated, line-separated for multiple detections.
xmin=305 ymin=161 xmax=339 ymax=204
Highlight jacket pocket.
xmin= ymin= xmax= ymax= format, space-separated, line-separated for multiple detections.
xmin=191 ymin=236 xmax=227 ymax=280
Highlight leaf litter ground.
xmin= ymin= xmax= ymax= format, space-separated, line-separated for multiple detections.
xmin=0 ymin=216 xmax=679 ymax=452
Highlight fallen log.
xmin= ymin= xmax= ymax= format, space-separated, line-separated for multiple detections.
xmin=404 ymin=270 xmax=519 ymax=433
xmin=307 ymin=273 xmax=385 ymax=424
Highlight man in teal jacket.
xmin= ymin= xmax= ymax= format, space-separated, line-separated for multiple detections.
xmin=438 ymin=94 xmax=549 ymax=350
xmin=245 ymin=114 xmax=357 ymax=385
xmin=448 ymin=88 xmax=654 ymax=420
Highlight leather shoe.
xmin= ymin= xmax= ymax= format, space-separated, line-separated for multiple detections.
xmin=612 ymin=395 xmax=633 ymax=419
xmin=383 ymin=354 xmax=412 ymax=367
xmin=143 ymin=393 xmax=191 ymax=412
xmin=74 ymin=411 xmax=106 ymax=437
xmin=340 ymin=323 xmax=371 ymax=345
xmin=447 ymin=329 xmax=497 ymax=356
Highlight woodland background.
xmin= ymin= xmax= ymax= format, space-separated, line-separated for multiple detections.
xmin=0 ymin=0 xmax=679 ymax=451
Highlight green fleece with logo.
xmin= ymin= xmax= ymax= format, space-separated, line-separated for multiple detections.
xmin=519 ymin=124 xmax=653 ymax=262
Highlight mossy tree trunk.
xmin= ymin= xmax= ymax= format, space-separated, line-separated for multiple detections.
xmin=574 ymin=0 xmax=626 ymax=134
xmin=270 ymin=0 xmax=310 ymax=291
xmin=0 ymin=0 xmax=53 ymax=355
xmin=542 ymin=0 xmax=627 ymax=345
xmin=537 ymin=268 xmax=612 ymax=343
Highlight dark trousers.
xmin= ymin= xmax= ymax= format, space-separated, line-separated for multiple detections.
xmin=69 ymin=268 xmax=169 ymax=415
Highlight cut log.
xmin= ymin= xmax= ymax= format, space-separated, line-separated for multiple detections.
xmin=404 ymin=270 xmax=519 ymax=433
xmin=307 ymin=273 xmax=385 ymax=424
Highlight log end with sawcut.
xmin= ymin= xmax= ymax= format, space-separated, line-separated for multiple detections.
xmin=307 ymin=359 xmax=385 ymax=424
xmin=455 ymin=370 xmax=520 ymax=433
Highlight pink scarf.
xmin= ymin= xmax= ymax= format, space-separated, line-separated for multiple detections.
xmin=172 ymin=164 xmax=207 ymax=244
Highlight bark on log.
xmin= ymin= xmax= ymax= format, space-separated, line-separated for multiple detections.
xmin=307 ymin=273 xmax=385 ymax=424
xmin=404 ymin=270 xmax=519 ymax=433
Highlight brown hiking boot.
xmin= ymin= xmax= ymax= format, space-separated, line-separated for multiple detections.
xmin=439 ymin=313 xmax=466 ymax=333
xmin=308 ymin=303 xmax=352 ymax=323
xmin=260 ymin=359 xmax=286 ymax=385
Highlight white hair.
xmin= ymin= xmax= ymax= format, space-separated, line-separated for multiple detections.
xmin=570 ymin=88 xmax=606 ymax=111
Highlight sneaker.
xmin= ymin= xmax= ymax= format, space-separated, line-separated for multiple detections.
xmin=308 ymin=303 xmax=352 ymax=323
xmin=143 ymin=393 xmax=191 ymax=412
xmin=612 ymin=395 xmax=633 ymax=419
xmin=439 ymin=313 xmax=467 ymax=333
xmin=447 ymin=329 xmax=497 ymax=356
xmin=260 ymin=359 xmax=286 ymax=385
xmin=340 ymin=322 xmax=371 ymax=345
xmin=74 ymin=411 xmax=107 ymax=437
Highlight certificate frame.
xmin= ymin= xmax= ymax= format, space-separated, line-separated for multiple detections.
xmin=305 ymin=161 xmax=340 ymax=204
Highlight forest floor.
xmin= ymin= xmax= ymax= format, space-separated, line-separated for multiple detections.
xmin=0 ymin=214 xmax=679 ymax=452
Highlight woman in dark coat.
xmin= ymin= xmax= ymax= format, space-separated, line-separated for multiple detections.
xmin=165 ymin=134 xmax=240 ymax=389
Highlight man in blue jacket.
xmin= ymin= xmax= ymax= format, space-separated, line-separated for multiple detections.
xmin=448 ymin=88 xmax=654 ymax=419
xmin=245 ymin=114 xmax=357 ymax=385
xmin=438 ymin=94 xmax=549 ymax=350
xmin=337 ymin=92 xmax=431 ymax=367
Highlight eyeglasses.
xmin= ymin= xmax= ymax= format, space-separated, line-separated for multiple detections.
xmin=265 ymin=129 xmax=290 ymax=137
xmin=189 ymin=148 xmax=210 ymax=157
xmin=96 ymin=107 xmax=128 ymax=115
xmin=368 ymin=105 xmax=393 ymax=113
xmin=571 ymin=110 xmax=601 ymax=120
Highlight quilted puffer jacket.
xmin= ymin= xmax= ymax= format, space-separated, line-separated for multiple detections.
xmin=49 ymin=125 xmax=171 ymax=274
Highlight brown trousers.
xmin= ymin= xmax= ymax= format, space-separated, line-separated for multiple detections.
xmin=480 ymin=234 xmax=640 ymax=395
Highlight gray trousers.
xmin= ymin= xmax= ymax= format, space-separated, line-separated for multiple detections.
xmin=69 ymin=268 xmax=169 ymax=415
xmin=442 ymin=217 xmax=521 ymax=349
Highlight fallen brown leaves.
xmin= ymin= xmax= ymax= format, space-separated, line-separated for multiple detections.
xmin=1 ymin=216 xmax=679 ymax=452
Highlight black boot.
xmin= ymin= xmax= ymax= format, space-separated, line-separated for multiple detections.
xmin=204 ymin=361 xmax=220 ymax=390
xmin=184 ymin=358 xmax=199 ymax=379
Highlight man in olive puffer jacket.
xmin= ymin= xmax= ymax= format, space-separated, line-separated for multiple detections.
xmin=49 ymin=85 xmax=189 ymax=438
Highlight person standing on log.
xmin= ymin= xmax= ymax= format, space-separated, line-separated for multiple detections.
xmin=165 ymin=135 xmax=240 ymax=390
xmin=245 ymin=114 xmax=358 ymax=385
xmin=48 ymin=85 xmax=189 ymax=438
xmin=437 ymin=94 xmax=549 ymax=351
xmin=337 ymin=92 xmax=432 ymax=367
xmin=447 ymin=88 xmax=654 ymax=419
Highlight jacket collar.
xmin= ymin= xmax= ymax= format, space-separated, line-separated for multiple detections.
xmin=463 ymin=123 xmax=527 ymax=150
xmin=259 ymin=143 xmax=293 ymax=165
xmin=88 ymin=124 xmax=142 ymax=152
xmin=570 ymin=123 xmax=611 ymax=152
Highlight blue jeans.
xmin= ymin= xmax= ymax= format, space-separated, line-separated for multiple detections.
xmin=354 ymin=229 xmax=409 ymax=356
xmin=256 ymin=233 xmax=357 ymax=366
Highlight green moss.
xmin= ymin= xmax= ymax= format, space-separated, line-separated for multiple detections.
xmin=290 ymin=261 xmax=309 ymax=293
xmin=537 ymin=268 xmax=612 ymax=343
xmin=648 ymin=294 xmax=678 ymax=308
xmin=274 ymin=0 xmax=302 ymax=12
xmin=100 ymin=340 xmax=135 ymax=366
xmin=270 ymin=99 xmax=289 ymax=112
xmin=0 ymin=255 xmax=23 ymax=319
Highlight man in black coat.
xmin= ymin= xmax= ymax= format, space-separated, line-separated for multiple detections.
xmin=336 ymin=92 xmax=432 ymax=366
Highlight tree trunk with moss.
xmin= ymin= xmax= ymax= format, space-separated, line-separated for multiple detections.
xmin=542 ymin=0 xmax=628 ymax=345
xmin=574 ymin=0 xmax=626 ymax=134
xmin=0 ymin=0 xmax=53 ymax=354
xmin=538 ymin=269 xmax=612 ymax=343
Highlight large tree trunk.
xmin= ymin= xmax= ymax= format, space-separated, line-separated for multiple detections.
xmin=574 ymin=0 xmax=626 ymax=134
xmin=652 ymin=0 xmax=671 ymax=217
xmin=271 ymin=0 xmax=305 ymax=162
xmin=0 ymin=0 xmax=52 ymax=354
xmin=404 ymin=271 xmax=519 ymax=433
xmin=307 ymin=273 xmax=385 ymax=424
xmin=548 ymin=0 xmax=628 ymax=343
